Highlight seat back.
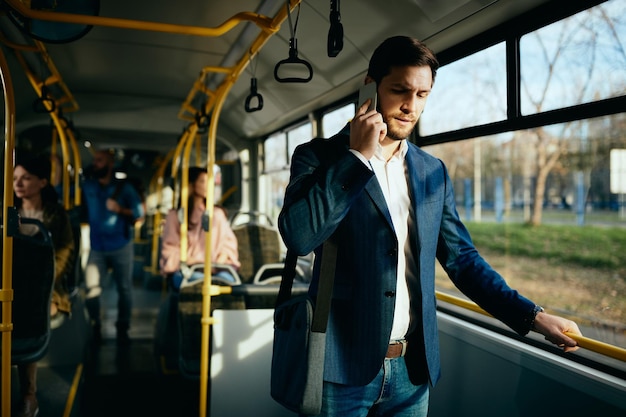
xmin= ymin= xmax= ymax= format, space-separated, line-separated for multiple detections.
xmin=176 ymin=277 xmax=245 ymax=379
xmin=179 ymin=263 xmax=242 ymax=288
xmin=8 ymin=218 xmax=56 ymax=364
xmin=231 ymin=212 xmax=281 ymax=283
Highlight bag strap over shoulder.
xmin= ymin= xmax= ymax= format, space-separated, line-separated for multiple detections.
xmin=311 ymin=239 xmax=337 ymax=333
xmin=276 ymin=238 xmax=337 ymax=333
xmin=276 ymin=250 xmax=299 ymax=307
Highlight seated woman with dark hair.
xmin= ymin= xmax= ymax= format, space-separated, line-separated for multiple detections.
xmin=13 ymin=154 xmax=75 ymax=417
xmin=160 ymin=166 xmax=240 ymax=289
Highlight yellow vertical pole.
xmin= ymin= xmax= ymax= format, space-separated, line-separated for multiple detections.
xmin=65 ymin=129 xmax=82 ymax=208
xmin=196 ymin=4 xmax=303 ymax=416
xmin=179 ymin=127 xmax=199 ymax=266
xmin=0 ymin=46 xmax=17 ymax=417
xmin=150 ymin=149 xmax=175 ymax=276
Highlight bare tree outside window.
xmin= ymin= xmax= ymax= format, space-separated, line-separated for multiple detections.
xmin=520 ymin=1 xmax=626 ymax=225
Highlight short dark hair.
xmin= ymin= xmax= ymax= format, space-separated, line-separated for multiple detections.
xmin=367 ymin=36 xmax=439 ymax=86
xmin=188 ymin=166 xmax=207 ymax=185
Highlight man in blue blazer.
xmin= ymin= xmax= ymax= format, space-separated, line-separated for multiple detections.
xmin=278 ymin=36 xmax=582 ymax=417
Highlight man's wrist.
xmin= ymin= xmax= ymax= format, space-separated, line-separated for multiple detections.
xmin=528 ymin=304 xmax=544 ymax=331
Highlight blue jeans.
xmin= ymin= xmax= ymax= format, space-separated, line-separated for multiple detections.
xmin=303 ymin=357 xmax=429 ymax=417
xmin=84 ymin=241 xmax=134 ymax=330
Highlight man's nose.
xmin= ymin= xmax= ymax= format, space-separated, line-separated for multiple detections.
xmin=401 ymin=96 xmax=417 ymax=113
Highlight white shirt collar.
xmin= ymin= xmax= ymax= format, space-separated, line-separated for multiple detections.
xmin=372 ymin=139 xmax=408 ymax=162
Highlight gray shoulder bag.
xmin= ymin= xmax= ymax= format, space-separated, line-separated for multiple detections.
xmin=270 ymin=240 xmax=337 ymax=415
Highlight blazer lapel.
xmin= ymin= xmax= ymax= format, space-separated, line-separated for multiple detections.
xmin=405 ymin=144 xmax=425 ymax=248
xmin=365 ymin=177 xmax=393 ymax=226
xmin=336 ymin=130 xmax=394 ymax=230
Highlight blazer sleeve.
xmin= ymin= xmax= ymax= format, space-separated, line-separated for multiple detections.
xmin=434 ymin=160 xmax=535 ymax=335
xmin=278 ymin=136 xmax=375 ymax=255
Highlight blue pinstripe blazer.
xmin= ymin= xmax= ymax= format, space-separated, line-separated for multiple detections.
xmin=278 ymin=125 xmax=536 ymax=387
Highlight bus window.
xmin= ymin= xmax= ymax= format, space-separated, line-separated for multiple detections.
xmin=425 ymin=113 xmax=626 ymax=349
xmin=322 ymin=103 xmax=355 ymax=138
xmin=287 ymin=123 xmax=313 ymax=163
xmin=264 ymin=132 xmax=287 ymax=172
xmin=262 ymin=122 xmax=313 ymax=226
xmin=521 ymin=1 xmax=626 ymax=115
xmin=420 ymin=42 xmax=507 ymax=136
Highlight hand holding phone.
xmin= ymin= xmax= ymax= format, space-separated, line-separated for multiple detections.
xmin=358 ymin=82 xmax=377 ymax=112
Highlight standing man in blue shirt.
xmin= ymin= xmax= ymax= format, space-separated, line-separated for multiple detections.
xmin=82 ymin=149 xmax=145 ymax=346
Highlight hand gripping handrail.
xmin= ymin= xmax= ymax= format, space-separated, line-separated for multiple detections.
xmin=436 ymin=291 xmax=626 ymax=362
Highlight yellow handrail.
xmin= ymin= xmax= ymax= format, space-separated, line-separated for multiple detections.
xmin=4 ymin=38 xmax=81 ymax=210
xmin=4 ymin=0 xmax=276 ymax=38
xmin=9 ymin=39 xmax=79 ymax=115
xmin=436 ymin=291 xmax=626 ymax=362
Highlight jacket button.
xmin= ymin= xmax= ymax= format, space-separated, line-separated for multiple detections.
xmin=384 ymin=291 xmax=396 ymax=297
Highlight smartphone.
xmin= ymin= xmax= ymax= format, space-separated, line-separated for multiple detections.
xmin=358 ymin=82 xmax=377 ymax=112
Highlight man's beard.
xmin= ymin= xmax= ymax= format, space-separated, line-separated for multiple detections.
xmin=384 ymin=116 xmax=416 ymax=141
xmin=387 ymin=128 xmax=409 ymax=141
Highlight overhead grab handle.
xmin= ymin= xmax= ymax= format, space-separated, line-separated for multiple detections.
xmin=274 ymin=1 xmax=313 ymax=83
xmin=274 ymin=38 xmax=313 ymax=83
xmin=245 ymin=77 xmax=264 ymax=112
xmin=327 ymin=0 xmax=343 ymax=57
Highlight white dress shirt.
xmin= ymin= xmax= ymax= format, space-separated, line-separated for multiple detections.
xmin=351 ymin=140 xmax=413 ymax=342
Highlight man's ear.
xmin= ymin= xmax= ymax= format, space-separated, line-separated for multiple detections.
xmin=364 ymin=75 xmax=374 ymax=85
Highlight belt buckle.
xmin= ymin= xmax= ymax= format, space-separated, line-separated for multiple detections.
xmin=399 ymin=339 xmax=407 ymax=357
xmin=390 ymin=339 xmax=407 ymax=357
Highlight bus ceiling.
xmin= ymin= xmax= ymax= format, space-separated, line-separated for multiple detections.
xmin=0 ymin=0 xmax=601 ymax=153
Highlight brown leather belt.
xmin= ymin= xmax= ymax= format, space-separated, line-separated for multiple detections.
xmin=386 ymin=340 xmax=408 ymax=358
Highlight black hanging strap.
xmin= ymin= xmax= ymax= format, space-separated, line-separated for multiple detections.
xmin=327 ymin=0 xmax=343 ymax=57
xmin=274 ymin=1 xmax=313 ymax=83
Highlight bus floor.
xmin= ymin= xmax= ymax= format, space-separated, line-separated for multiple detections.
xmin=10 ymin=274 xmax=202 ymax=417
xmin=10 ymin=289 xmax=90 ymax=417
xmin=79 ymin=275 xmax=202 ymax=417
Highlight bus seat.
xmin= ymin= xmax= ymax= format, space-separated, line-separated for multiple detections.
xmin=179 ymin=263 xmax=242 ymax=288
xmin=176 ymin=264 xmax=245 ymax=379
xmin=252 ymin=262 xmax=306 ymax=285
xmin=6 ymin=218 xmax=55 ymax=365
xmin=245 ymin=260 xmax=311 ymax=309
xmin=231 ymin=212 xmax=281 ymax=283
